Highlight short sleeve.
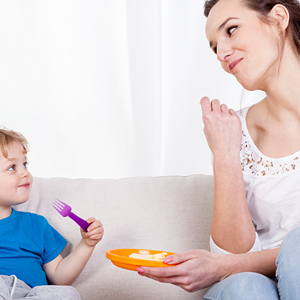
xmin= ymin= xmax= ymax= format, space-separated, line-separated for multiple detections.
xmin=209 ymin=232 xmax=261 ymax=254
xmin=41 ymin=217 xmax=68 ymax=264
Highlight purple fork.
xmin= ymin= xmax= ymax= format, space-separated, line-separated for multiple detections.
xmin=52 ymin=199 xmax=90 ymax=232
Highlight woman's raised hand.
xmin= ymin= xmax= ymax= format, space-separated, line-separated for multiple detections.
xmin=136 ymin=250 xmax=230 ymax=293
xmin=200 ymin=97 xmax=242 ymax=159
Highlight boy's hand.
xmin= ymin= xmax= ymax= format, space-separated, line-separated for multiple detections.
xmin=81 ymin=217 xmax=104 ymax=247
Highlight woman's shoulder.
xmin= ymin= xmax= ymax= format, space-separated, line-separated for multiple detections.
xmin=236 ymin=106 xmax=251 ymax=120
xmin=236 ymin=102 xmax=265 ymax=144
xmin=236 ymin=100 xmax=264 ymax=120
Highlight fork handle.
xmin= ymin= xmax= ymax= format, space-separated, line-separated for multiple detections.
xmin=68 ymin=212 xmax=90 ymax=232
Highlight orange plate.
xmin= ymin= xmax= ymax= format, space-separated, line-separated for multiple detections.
xmin=106 ymin=248 xmax=176 ymax=271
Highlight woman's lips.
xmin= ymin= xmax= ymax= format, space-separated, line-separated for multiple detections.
xmin=229 ymin=58 xmax=243 ymax=73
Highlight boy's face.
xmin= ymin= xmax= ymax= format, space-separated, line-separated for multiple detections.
xmin=0 ymin=141 xmax=33 ymax=217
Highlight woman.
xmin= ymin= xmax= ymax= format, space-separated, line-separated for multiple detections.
xmin=137 ymin=0 xmax=300 ymax=298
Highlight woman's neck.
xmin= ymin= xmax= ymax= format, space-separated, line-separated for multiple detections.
xmin=262 ymin=47 xmax=300 ymax=123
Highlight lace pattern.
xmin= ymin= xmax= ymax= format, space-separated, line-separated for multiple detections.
xmin=238 ymin=108 xmax=300 ymax=177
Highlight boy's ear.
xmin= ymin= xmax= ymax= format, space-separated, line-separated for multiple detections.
xmin=268 ymin=4 xmax=289 ymax=32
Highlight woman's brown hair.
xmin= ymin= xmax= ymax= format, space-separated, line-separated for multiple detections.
xmin=204 ymin=0 xmax=300 ymax=55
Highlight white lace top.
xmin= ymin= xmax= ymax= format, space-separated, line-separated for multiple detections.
xmin=210 ymin=106 xmax=300 ymax=254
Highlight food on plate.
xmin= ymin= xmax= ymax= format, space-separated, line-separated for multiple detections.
xmin=138 ymin=250 xmax=150 ymax=255
xmin=129 ymin=251 xmax=168 ymax=261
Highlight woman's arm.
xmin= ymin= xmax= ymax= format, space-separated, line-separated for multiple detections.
xmin=43 ymin=217 xmax=104 ymax=285
xmin=212 ymin=154 xmax=255 ymax=253
xmin=137 ymin=248 xmax=279 ymax=293
xmin=201 ymin=97 xmax=256 ymax=253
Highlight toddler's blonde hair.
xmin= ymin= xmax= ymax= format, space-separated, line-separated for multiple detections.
xmin=0 ymin=127 xmax=28 ymax=158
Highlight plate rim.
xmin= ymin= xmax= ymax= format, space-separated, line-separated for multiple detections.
xmin=106 ymin=248 xmax=176 ymax=268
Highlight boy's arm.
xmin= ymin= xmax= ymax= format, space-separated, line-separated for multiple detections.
xmin=43 ymin=217 xmax=104 ymax=285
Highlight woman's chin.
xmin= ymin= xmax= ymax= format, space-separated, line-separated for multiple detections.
xmin=237 ymin=77 xmax=259 ymax=92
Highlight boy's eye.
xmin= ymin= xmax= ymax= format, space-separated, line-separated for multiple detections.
xmin=227 ymin=26 xmax=237 ymax=36
xmin=23 ymin=162 xmax=28 ymax=169
xmin=8 ymin=165 xmax=16 ymax=171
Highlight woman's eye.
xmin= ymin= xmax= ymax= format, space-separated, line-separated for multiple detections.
xmin=227 ymin=26 xmax=237 ymax=36
xmin=8 ymin=165 xmax=16 ymax=171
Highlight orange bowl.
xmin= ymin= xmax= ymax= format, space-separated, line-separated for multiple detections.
xmin=106 ymin=248 xmax=176 ymax=271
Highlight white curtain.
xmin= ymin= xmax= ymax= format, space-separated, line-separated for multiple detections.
xmin=0 ymin=0 xmax=264 ymax=179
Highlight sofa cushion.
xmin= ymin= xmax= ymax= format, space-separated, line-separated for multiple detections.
xmin=15 ymin=174 xmax=214 ymax=300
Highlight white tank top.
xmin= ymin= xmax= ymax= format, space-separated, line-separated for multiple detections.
xmin=210 ymin=106 xmax=300 ymax=254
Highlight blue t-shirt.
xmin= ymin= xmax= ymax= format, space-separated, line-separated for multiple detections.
xmin=0 ymin=208 xmax=67 ymax=287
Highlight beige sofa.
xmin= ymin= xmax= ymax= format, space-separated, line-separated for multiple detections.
xmin=15 ymin=174 xmax=214 ymax=300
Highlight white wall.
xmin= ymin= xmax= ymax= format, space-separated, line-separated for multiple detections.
xmin=0 ymin=0 xmax=264 ymax=179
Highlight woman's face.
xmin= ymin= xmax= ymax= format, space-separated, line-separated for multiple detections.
xmin=205 ymin=0 xmax=281 ymax=91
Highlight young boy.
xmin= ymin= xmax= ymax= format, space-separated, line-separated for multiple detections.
xmin=0 ymin=128 xmax=104 ymax=299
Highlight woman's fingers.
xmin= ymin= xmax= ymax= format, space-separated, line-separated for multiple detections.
xmin=199 ymin=96 xmax=242 ymax=156
xmin=220 ymin=104 xmax=229 ymax=113
xmin=201 ymin=96 xmax=230 ymax=114
xmin=137 ymin=250 xmax=226 ymax=293
xmin=200 ymin=96 xmax=212 ymax=116
xmin=229 ymin=108 xmax=237 ymax=115
xmin=137 ymin=252 xmax=193 ymax=278
xmin=211 ymin=99 xmax=221 ymax=112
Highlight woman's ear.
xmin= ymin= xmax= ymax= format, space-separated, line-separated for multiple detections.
xmin=268 ymin=4 xmax=289 ymax=33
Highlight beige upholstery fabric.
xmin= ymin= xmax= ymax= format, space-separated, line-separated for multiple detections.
xmin=15 ymin=174 xmax=214 ymax=300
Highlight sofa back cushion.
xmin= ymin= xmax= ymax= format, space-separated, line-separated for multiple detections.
xmin=15 ymin=175 xmax=214 ymax=300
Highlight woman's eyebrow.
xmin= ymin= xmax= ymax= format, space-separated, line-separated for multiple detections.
xmin=218 ymin=17 xmax=239 ymax=31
